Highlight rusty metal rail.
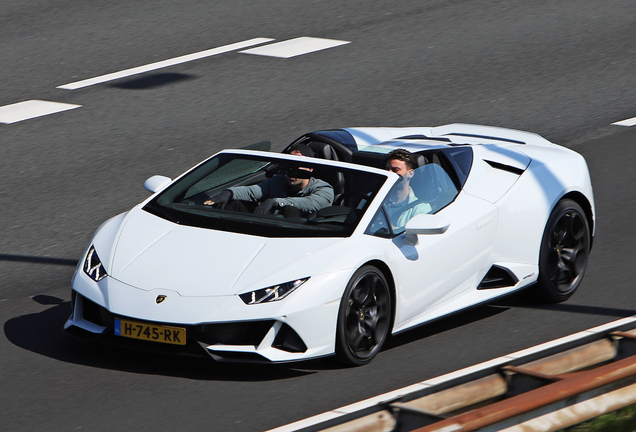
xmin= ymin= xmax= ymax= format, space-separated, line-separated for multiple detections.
xmin=413 ymin=346 xmax=636 ymax=432
xmin=268 ymin=317 xmax=636 ymax=432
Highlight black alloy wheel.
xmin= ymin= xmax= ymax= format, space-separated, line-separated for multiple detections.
xmin=336 ymin=265 xmax=391 ymax=366
xmin=534 ymin=199 xmax=590 ymax=303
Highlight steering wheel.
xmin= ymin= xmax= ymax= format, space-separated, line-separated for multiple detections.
xmin=334 ymin=191 xmax=370 ymax=207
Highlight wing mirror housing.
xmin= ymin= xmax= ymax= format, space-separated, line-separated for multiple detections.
xmin=405 ymin=214 xmax=450 ymax=235
xmin=144 ymin=175 xmax=172 ymax=193
xmin=403 ymin=214 xmax=450 ymax=245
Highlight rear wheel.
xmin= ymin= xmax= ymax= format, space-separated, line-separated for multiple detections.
xmin=336 ymin=266 xmax=391 ymax=366
xmin=532 ymin=199 xmax=590 ymax=303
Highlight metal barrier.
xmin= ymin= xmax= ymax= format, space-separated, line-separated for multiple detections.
xmin=268 ymin=316 xmax=636 ymax=432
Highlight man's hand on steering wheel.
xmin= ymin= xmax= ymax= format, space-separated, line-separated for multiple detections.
xmin=254 ymin=198 xmax=279 ymax=215
xmin=204 ymin=190 xmax=232 ymax=208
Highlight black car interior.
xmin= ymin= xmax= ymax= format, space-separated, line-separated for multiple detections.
xmin=283 ymin=131 xmax=473 ymax=204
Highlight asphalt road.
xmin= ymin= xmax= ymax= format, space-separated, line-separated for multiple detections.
xmin=2 ymin=1 xmax=636 ymax=431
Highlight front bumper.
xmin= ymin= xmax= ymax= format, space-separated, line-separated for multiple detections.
xmin=65 ymin=269 xmax=349 ymax=363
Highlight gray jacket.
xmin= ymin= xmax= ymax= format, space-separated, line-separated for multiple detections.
xmin=228 ymin=175 xmax=334 ymax=215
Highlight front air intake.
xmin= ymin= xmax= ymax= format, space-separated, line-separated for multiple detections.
xmin=273 ymin=323 xmax=307 ymax=353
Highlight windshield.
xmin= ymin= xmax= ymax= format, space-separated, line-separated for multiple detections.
xmin=144 ymin=152 xmax=387 ymax=238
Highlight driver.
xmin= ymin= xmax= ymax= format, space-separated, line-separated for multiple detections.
xmin=204 ymin=144 xmax=334 ymax=217
xmin=384 ymin=149 xmax=432 ymax=229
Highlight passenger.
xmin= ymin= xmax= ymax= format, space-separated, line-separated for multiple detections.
xmin=204 ymin=144 xmax=334 ymax=217
xmin=384 ymin=149 xmax=432 ymax=229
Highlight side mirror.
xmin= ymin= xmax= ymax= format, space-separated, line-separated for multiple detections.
xmin=405 ymin=214 xmax=450 ymax=235
xmin=144 ymin=175 xmax=172 ymax=193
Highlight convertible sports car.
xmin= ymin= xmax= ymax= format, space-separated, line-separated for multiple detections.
xmin=65 ymin=123 xmax=594 ymax=365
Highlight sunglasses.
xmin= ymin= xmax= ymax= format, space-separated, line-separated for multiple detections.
xmin=285 ymin=167 xmax=312 ymax=179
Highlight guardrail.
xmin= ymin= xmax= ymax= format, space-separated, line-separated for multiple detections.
xmin=267 ymin=316 xmax=636 ymax=432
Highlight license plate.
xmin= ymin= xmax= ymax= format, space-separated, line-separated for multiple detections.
xmin=114 ymin=318 xmax=186 ymax=345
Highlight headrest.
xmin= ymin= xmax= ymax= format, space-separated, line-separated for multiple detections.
xmin=414 ymin=154 xmax=427 ymax=167
xmin=308 ymin=142 xmax=340 ymax=161
xmin=287 ymin=143 xmax=315 ymax=158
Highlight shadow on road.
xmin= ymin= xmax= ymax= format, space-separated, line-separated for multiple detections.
xmin=492 ymin=294 xmax=636 ymax=317
xmin=109 ymin=72 xmax=195 ymax=90
xmin=0 ymin=253 xmax=78 ymax=266
xmin=296 ymin=303 xmax=516 ymax=371
xmin=384 ymin=304 xmax=511 ymax=351
xmin=3 ymin=296 xmax=314 ymax=381
xmin=3 ymin=293 xmax=515 ymax=374
xmin=7 ymin=276 xmax=633 ymax=377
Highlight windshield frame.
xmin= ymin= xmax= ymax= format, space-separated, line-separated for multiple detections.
xmin=143 ymin=150 xmax=392 ymax=238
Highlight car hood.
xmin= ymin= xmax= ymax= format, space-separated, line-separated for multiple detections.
xmin=107 ymin=208 xmax=344 ymax=296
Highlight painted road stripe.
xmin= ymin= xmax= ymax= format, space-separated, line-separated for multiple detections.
xmin=239 ymin=37 xmax=350 ymax=58
xmin=57 ymin=37 xmax=274 ymax=90
xmin=612 ymin=116 xmax=636 ymax=127
xmin=265 ymin=315 xmax=636 ymax=432
xmin=0 ymin=100 xmax=81 ymax=124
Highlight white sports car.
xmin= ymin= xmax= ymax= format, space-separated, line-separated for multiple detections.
xmin=65 ymin=124 xmax=594 ymax=365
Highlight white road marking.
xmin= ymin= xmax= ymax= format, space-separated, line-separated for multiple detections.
xmin=265 ymin=315 xmax=636 ymax=432
xmin=239 ymin=37 xmax=350 ymax=58
xmin=612 ymin=116 xmax=636 ymax=127
xmin=57 ymin=37 xmax=274 ymax=90
xmin=0 ymin=100 xmax=81 ymax=124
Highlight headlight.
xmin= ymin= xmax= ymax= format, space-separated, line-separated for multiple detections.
xmin=239 ymin=278 xmax=309 ymax=305
xmin=83 ymin=246 xmax=107 ymax=282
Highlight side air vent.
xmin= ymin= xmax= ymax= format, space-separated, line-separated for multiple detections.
xmin=478 ymin=265 xmax=519 ymax=289
xmin=484 ymin=160 xmax=525 ymax=175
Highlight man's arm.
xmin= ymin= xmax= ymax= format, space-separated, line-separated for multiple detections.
xmin=227 ymin=176 xmax=286 ymax=202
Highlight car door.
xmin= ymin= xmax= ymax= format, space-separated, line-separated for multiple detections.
xmin=366 ymin=158 xmax=498 ymax=330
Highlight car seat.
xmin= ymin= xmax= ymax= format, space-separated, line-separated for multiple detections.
xmin=307 ymin=142 xmax=345 ymax=197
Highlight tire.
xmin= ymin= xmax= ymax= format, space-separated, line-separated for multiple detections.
xmin=335 ymin=265 xmax=392 ymax=366
xmin=532 ymin=199 xmax=591 ymax=303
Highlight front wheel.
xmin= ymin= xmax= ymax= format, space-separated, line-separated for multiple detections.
xmin=336 ymin=266 xmax=392 ymax=366
xmin=532 ymin=199 xmax=591 ymax=303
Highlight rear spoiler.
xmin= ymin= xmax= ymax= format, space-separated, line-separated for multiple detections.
xmin=430 ymin=123 xmax=554 ymax=147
